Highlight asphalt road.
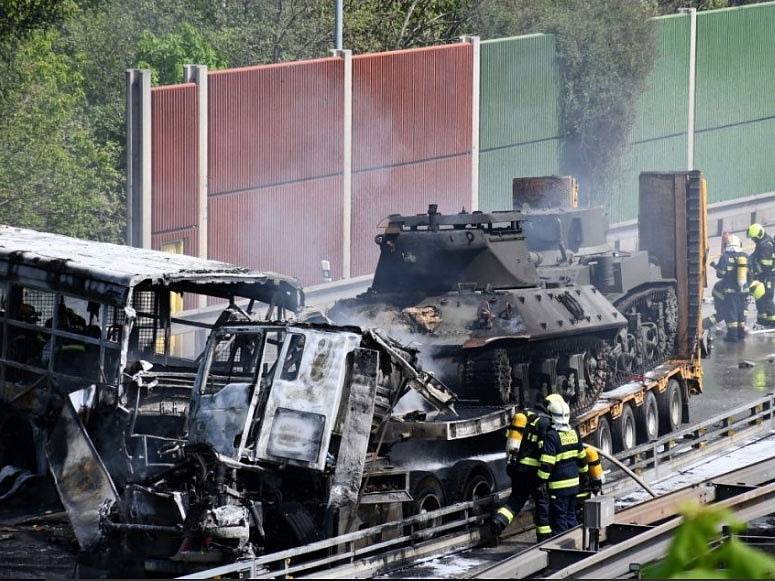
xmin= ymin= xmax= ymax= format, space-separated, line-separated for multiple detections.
xmin=694 ymin=325 xmax=775 ymax=423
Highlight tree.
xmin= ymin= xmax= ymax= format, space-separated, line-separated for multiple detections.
xmin=471 ymin=0 xmax=658 ymax=204
xmin=346 ymin=0 xmax=475 ymax=52
xmin=540 ymin=0 xmax=658 ymax=204
xmin=136 ymin=22 xmax=227 ymax=85
xmin=0 ymin=31 xmax=123 ymax=241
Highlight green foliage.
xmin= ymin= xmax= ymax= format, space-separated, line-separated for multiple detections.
xmin=0 ymin=0 xmax=77 ymax=40
xmin=346 ymin=0 xmax=474 ymax=52
xmin=643 ymin=503 xmax=775 ymax=579
xmin=0 ymin=30 xmax=122 ymax=241
xmin=136 ymin=23 xmax=227 ymax=85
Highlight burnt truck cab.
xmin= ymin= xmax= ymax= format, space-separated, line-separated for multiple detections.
xmin=0 ymin=226 xmax=303 ymax=552
xmin=108 ymin=321 xmax=456 ymax=568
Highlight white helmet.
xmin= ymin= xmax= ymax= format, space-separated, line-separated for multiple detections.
xmin=726 ymin=234 xmax=742 ymax=252
xmin=544 ymin=393 xmax=571 ymax=430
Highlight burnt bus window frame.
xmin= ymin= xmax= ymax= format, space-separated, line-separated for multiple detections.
xmin=0 ymin=280 xmax=124 ymax=391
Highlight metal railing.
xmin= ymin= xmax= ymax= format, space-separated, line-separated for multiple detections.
xmin=606 ymin=393 xmax=775 ymax=488
xmin=179 ymin=494 xmax=496 ymax=579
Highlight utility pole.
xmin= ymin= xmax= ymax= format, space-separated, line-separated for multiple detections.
xmin=679 ymin=7 xmax=697 ymax=171
xmin=335 ymin=0 xmax=343 ymax=50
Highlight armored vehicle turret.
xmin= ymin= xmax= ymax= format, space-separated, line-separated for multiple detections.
xmin=329 ymin=205 xmax=675 ymax=416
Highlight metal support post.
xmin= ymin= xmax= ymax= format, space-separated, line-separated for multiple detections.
xmin=461 ymin=35 xmax=481 ymax=212
xmin=183 ymin=64 xmax=209 ymax=309
xmin=679 ymin=7 xmax=697 ymax=171
xmin=125 ymin=69 xmax=152 ymax=248
xmin=331 ymin=48 xmax=353 ymax=279
xmin=335 ymin=0 xmax=344 ymax=50
xmin=183 ymin=64 xmax=209 ymax=262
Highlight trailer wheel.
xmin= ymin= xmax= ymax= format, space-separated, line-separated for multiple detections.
xmin=593 ymin=416 xmax=613 ymax=456
xmin=445 ymin=461 xmax=494 ymax=513
xmin=658 ymin=379 xmax=682 ymax=435
xmin=611 ymin=403 xmax=637 ymax=453
xmin=265 ymin=502 xmax=320 ymax=551
xmin=409 ymin=474 xmax=446 ymax=529
xmin=636 ymin=391 xmax=659 ymax=443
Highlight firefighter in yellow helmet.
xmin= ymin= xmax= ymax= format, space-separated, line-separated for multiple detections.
xmin=492 ymin=396 xmax=553 ymax=541
xmin=747 ymin=223 xmax=775 ymax=328
xmin=712 ymin=234 xmax=748 ymax=341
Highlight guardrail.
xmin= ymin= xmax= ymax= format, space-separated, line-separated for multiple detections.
xmin=604 ymin=392 xmax=775 ymax=491
xmin=178 ymin=494 xmax=496 ymax=579
xmin=180 ymin=393 xmax=775 ymax=580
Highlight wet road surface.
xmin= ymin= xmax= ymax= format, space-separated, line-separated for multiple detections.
xmin=694 ymin=325 xmax=775 ymax=424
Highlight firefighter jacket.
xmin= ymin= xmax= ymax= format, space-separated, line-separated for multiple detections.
xmin=714 ymin=250 xmax=748 ymax=291
xmin=537 ymin=426 xmax=587 ymax=496
xmin=506 ymin=409 xmax=550 ymax=473
xmin=751 ymin=233 xmax=775 ymax=277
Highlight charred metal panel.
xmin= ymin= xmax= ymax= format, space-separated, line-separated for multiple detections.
xmin=208 ymin=58 xmax=343 ymax=196
xmin=208 ymin=175 xmax=344 ymax=286
xmin=351 ymin=157 xmax=471 ymax=276
xmin=0 ymin=226 xmax=303 ymax=309
xmin=45 ymin=398 xmax=119 ymax=550
xmin=328 ymin=347 xmax=378 ymax=508
xmin=254 ymin=328 xmax=361 ymax=471
xmin=151 ymin=84 xmax=198 ymax=235
xmin=187 ymin=382 xmax=252 ymax=458
xmin=352 ymin=44 xmax=472 ymax=171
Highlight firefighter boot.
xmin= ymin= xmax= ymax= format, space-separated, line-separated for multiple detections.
xmin=492 ymin=507 xmax=513 ymax=536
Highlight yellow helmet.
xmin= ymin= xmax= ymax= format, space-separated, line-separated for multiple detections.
xmin=747 ymin=223 xmax=765 ymax=240
xmin=750 ymin=280 xmax=766 ymax=300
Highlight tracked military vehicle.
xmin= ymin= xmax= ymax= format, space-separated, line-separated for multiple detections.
xmin=329 ymin=204 xmax=678 ymax=416
xmin=521 ymin=205 xmax=678 ymax=374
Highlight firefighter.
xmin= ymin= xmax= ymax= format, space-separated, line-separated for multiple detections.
xmin=747 ymin=223 xmax=775 ymax=327
xmin=536 ymin=396 xmax=588 ymax=535
xmin=712 ymin=234 xmax=748 ymax=341
xmin=492 ymin=399 xmax=552 ymax=541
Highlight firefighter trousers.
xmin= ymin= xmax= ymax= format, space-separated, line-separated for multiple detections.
xmin=503 ymin=468 xmax=552 ymax=539
xmin=723 ymin=290 xmax=746 ymax=340
xmin=711 ymin=281 xmax=729 ymax=323
xmin=549 ymin=493 xmax=578 ymax=534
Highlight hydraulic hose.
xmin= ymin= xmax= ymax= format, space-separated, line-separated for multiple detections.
xmin=584 ymin=443 xmax=657 ymax=498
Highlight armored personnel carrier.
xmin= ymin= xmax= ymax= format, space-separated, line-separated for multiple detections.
xmin=329 ymin=204 xmax=677 ymax=416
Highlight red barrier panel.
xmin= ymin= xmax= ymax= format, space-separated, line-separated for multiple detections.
xmin=208 ymin=176 xmax=343 ymax=286
xmin=351 ymin=156 xmax=471 ymax=275
xmin=353 ymin=44 xmax=472 ymax=171
xmin=151 ymin=84 xmax=198 ymax=236
xmin=208 ymin=58 xmax=343 ymax=195
xmin=350 ymin=43 xmax=473 ymax=275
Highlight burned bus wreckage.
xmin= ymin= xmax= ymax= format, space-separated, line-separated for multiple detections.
xmin=0 ymin=226 xmax=458 ymax=573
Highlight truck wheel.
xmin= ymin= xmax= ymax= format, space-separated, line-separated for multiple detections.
xmin=593 ymin=416 xmax=613 ymax=456
xmin=409 ymin=474 xmax=446 ymax=529
xmin=266 ymin=501 xmax=320 ymax=551
xmin=445 ymin=461 xmax=494 ymax=513
xmin=658 ymin=379 xmax=682 ymax=435
xmin=611 ymin=403 xmax=637 ymax=452
xmin=636 ymin=391 xmax=659 ymax=443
